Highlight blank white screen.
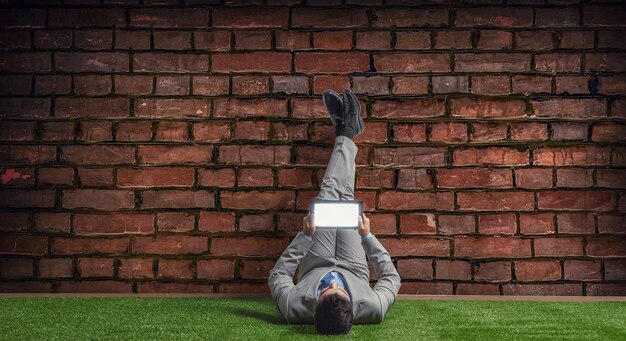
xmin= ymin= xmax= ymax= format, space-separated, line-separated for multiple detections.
xmin=313 ymin=203 xmax=359 ymax=227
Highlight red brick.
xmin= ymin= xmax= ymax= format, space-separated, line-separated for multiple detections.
xmin=391 ymin=76 xmax=429 ymax=95
xmin=233 ymin=121 xmax=270 ymax=140
xmin=477 ymin=30 xmax=512 ymax=50
xmin=218 ymin=145 xmax=290 ymax=165
xmin=313 ymin=75 xmax=350 ymax=94
xmin=117 ymin=167 xmax=194 ymax=188
xmin=118 ymin=258 xmax=154 ymax=279
xmin=214 ymin=7 xmax=289 ymax=28
xmin=368 ymin=213 xmax=396 ymax=235
xmin=456 ymin=283 xmax=500 ymax=295
xmin=292 ymin=8 xmax=367 ymax=28
xmin=379 ymin=237 xmax=449 ymax=257
xmin=510 ymin=122 xmax=548 ymax=141
xmin=399 ymin=282 xmax=452 ymax=295
xmin=356 ymin=31 xmax=391 ymax=50
xmin=198 ymin=168 xmax=235 ymax=187
xmin=515 ymin=31 xmax=554 ymax=50
xmin=538 ymin=191 xmax=615 ymax=211
xmin=130 ymin=8 xmax=208 ymax=28
xmin=436 ymin=31 xmax=471 ymax=49
xmin=503 ymin=283 xmax=582 ymax=296
xmin=194 ymin=31 xmax=231 ymax=51
xmin=0 ymin=76 xmax=32 ymax=95
xmin=56 ymin=98 xmax=129 ymax=118
xmin=452 ymin=98 xmax=526 ymax=119
xmin=474 ymin=261 xmax=511 ymax=282
xmin=142 ymin=190 xmax=214 ymax=209
xmin=556 ymin=168 xmax=593 ymax=188
xmin=49 ymin=8 xmax=125 ymax=27
xmin=392 ymin=123 xmax=427 ymax=143
xmin=455 ymin=7 xmax=532 ymax=27
xmin=430 ymin=122 xmax=467 ymax=143
xmin=78 ymin=168 xmax=114 ymax=187
xmin=63 ymin=189 xmax=134 ymax=210
xmin=197 ymin=259 xmax=235 ymax=280
xmin=557 ymin=213 xmax=595 ymax=234
xmin=604 ymin=260 xmax=626 ymax=280
xmin=137 ymin=282 xmax=213 ymax=293
xmin=396 ymin=169 xmax=432 ymax=190
xmin=295 ymin=146 xmax=332 ymax=165
xmin=597 ymin=169 xmax=626 ymax=189
xmin=272 ymin=75 xmax=308 ymax=94
xmin=373 ymin=8 xmax=448 ymax=27
xmin=454 ymin=147 xmax=528 ymax=166
xmin=39 ymin=121 xmax=73 ymax=141
xmin=115 ymin=75 xmax=153 ymax=95
xmin=472 ymin=75 xmax=510 ymax=95
xmin=533 ymin=146 xmax=610 ymax=166
xmin=394 ymin=31 xmax=430 ymax=50
xmin=56 ymin=52 xmax=128 ymax=72
xmin=598 ymin=31 xmax=626 ymax=49
xmin=512 ymin=75 xmax=551 ymax=95
xmin=373 ymin=99 xmax=445 ymax=118
xmin=375 ymin=53 xmax=450 ymax=73
xmin=239 ymin=214 xmax=274 ymax=232
xmin=156 ymin=212 xmax=195 ymax=232
xmin=74 ymin=213 xmax=153 ymax=235
xmin=563 ymin=260 xmax=601 ymax=281
xmin=58 ymin=281 xmax=131 ymax=293
xmin=437 ymin=168 xmax=512 ymax=189
xmin=559 ymin=31 xmax=594 ymax=49
xmin=239 ymin=259 xmax=274 ymax=280
xmin=135 ymin=99 xmax=208 ymax=118
xmin=158 ymin=259 xmax=193 ymax=279
xmin=80 ymin=121 xmax=112 ymax=142
xmin=34 ymin=30 xmax=72 ymax=49
xmin=550 ymin=122 xmax=587 ymax=141
xmin=78 ymin=258 xmax=114 ymax=277
xmin=232 ymin=76 xmax=269 ymax=95
xmin=515 ymin=260 xmax=561 ymax=281
xmin=455 ymin=53 xmax=530 ymax=72
xmin=454 ymin=237 xmax=530 ymax=258
xmin=39 ymin=258 xmax=73 ymax=278
xmin=192 ymin=76 xmax=229 ymax=95
xmin=115 ymin=30 xmax=150 ymax=49
xmin=399 ymin=213 xmax=435 ymax=235
xmin=583 ymin=5 xmax=626 ymax=27
xmin=238 ymin=168 xmax=273 ymax=187
xmin=154 ymin=121 xmax=187 ymax=142
xmin=592 ymin=123 xmax=626 ymax=142
xmin=353 ymin=76 xmax=389 ymax=95
xmin=586 ymin=284 xmax=626 ymax=296
xmin=39 ymin=167 xmax=74 ymax=185
xmin=354 ymin=168 xmax=391 ymax=189
xmin=296 ymin=52 xmax=369 ymax=73
xmin=138 ymin=145 xmax=212 ymax=164
xmin=217 ymin=283 xmax=270 ymax=294
xmin=0 ymin=53 xmax=51 ymax=73
xmin=0 ymin=145 xmax=56 ymax=164
xmin=586 ymin=236 xmax=626 ymax=258
xmin=536 ymin=8 xmax=579 ymax=27
xmin=155 ymin=76 xmax=190 ymax=95
xmin=536 ymin=53 xmax=580 ymax=73
xmin=519 ymin=213 xmax=554 ymax=235
xmin=193 ymin=121 xmax=231 ymax=142
xmin=0 ymin=212 xmax=30 ymax=232
xmin=277 ymin=212 xmax=306 ymax=235
xmin=470 ymin=123 xmax=507 ymax=142
xmin=213 ymin=52 xmax=290 ymax=73
xmin=436 ymin=260 xmax=471 ymax=280
xmin=133 ymin=235 xmax=208 ymax=254
xmin=221 ymin=190 xmax=295 ymax=210
xmin=0 ymin=258 xmax=33 ymax=278
xmin=396 ymin=259 xmax=433 ymax=280
xmin=214 ymin=98 xmax=288 ymax=118
xmin=479 ymin=214 xmax=516 ymax=235
xmin=52 ymin=237 xmax=128 ymax=255
xmin=313 ymin=31 xmax=352 ymax=50
xmin=556 ymin=76 xmax=589 ymax=94
xmin=133 ymin=53 xmax=208 ymax=73
xmin=211 ymin=237 xmax=288 ymax=256
xmin=438 ymin=215 xmax=475 ymax=235
xmin=153 ymin=31 xmax=191 ymax=50
xmin=0 ymin=30 xmax=31 ymax=49
xmin=515 ymin=168 xmax=552 ymax=189
xmin=373 ymin=147 xmax=446 ymax=166
xmin=75 ymin=30 xmax=112 ymax=50
xmin=534 ymin=237 xmax=582 ymax=257
xmin=378 ymin=191 xmax=453 ymax=211
xmin=458 ymin=191 xmax=534 ymax=211
xmin=353 ymin=121 xmax=388 ymax=144
xmin=275 ymin=31 xmax=310 ymax=50
xmin=0 ymin=234 xmax=47 ymax=256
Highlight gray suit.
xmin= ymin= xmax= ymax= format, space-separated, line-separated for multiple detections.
xmin=268 ymin=136 xmax=401 ymax=324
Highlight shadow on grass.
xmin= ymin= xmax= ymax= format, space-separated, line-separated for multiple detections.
xmin=225 ymin=305 xmax=318 ymax=335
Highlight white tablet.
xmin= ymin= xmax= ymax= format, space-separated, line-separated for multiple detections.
xmin=309 ymin=199 xmax=363 ymax=229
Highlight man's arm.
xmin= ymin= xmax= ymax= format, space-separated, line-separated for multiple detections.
xmin=268 ymin=230 xmax=314 ymax=320
xmin=357 ymin=214 xmax=401 ymax=322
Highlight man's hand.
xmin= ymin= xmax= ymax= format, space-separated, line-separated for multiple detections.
xmin=303 ymin=213 xmax=315 ymax=237
xmin=358 ymin=213 xmax=370 ymax=237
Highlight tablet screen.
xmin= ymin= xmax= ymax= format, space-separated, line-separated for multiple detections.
xmin=313 ymin=202 xmax=360 ymax=228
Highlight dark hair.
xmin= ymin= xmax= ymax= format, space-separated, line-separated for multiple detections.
xmin=313 ymin=293 xmax=353 ymax=335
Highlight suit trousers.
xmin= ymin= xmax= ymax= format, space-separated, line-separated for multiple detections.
xmin=297 ymin=136 xmax=369 ymax=283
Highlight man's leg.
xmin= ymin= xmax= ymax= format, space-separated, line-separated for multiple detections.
xmin=297 ymin=136 xmax=359 ymax=279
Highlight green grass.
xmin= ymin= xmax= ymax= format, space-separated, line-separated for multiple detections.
xmin=0 ymin=297 xmax=624 ymax=340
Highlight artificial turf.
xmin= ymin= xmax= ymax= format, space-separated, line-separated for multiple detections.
xmin=0 ymin=297 xmax=624 ymax=340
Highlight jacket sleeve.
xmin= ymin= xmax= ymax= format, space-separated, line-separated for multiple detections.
xmin=268 ymin=231 xmax=314 ymax=321
xmin=361 ymin=234 xmax=401 ymax=322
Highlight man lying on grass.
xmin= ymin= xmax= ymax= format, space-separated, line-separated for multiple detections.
xmin=268 ymin=89 xmax=401 ymax=335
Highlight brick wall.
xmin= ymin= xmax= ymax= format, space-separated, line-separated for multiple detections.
xmin=0 ymin=1 xmax=624 ymax=296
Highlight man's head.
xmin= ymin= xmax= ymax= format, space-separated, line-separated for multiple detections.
xmin=313 ymin=281 xmax=353 ymax=335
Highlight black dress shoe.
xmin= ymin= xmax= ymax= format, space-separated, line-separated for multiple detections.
xmin=338 ymin=89 xmax=364 ymax=139
xmin=322 ymin=89 xmax=344 ymax=137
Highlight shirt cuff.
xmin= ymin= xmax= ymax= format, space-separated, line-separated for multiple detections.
xmin=302 ymin=232 xmax=313 ymax=241
xmin=361 ymin=233 xmax=373 ymax=241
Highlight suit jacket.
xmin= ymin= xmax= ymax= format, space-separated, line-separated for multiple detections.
xmin=268 ymin=231 xmax=401 ymax=324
